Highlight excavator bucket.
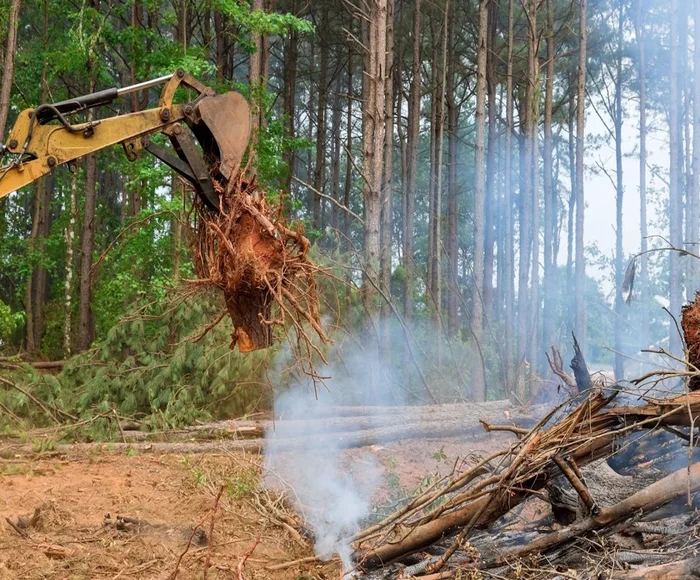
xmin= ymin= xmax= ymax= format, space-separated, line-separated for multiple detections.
xmin=191 ymin=91 xmax=251 ymax=188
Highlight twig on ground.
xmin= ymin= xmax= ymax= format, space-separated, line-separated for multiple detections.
xmin=112 ymin=409 xmax=127 ymax=443
xmin=237 ymin=535 xmax=260 ymax=580
xmin=265 ymin=555 xmax=321 ymax=571
xmin=552 ymin=455 xmax=599 ymax=514
xmin=203 ymin=485 xmax=224 ymax=580
xmin=479 ymin=420 xmax=529 ymax=436
xmin=170 ymin=509 xmax=212 ymax=579
xmin=4 ymin=517 xmax=31 ymax=540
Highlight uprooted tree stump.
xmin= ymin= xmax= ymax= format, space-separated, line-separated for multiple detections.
xmin=682 ymin=293 xmax=700 ymax=390
xmin=188 ymin=171 xmax=327 ymax=358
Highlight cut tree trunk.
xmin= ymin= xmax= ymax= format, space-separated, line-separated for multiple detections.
xmin=575 ymin=0 xmax=587 ymax=347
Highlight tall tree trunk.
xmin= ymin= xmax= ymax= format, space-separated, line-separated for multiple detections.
xmin=214 ymin=11 xmax=226 ymax=79
xmin=312 ymin=8 xmax=329 ymax=231
xmin=249 ymin=0 xmax=264 ymax=131
xmin=682 ymin=4 xmax=693 ymax=299
xmin=77 ymin=153 xmax=98 ymax=352
xmin=446 ymin=3 xmax=458 ymax=338
xmin=483 ymin=0 xmax=498 ymax=322
xmin=575 ymin=0 xmax=587 ymax=350
xmin=282 ymin=17 xmax=298 ymax=193
xmin=380 ymin=0 xmax=395 ymax=308
xmin=396 ymin=0 xmax=407 ymax=270
xmin=527 ymin=0 xmax=541 ymax=375
xmin=472 ymin=0 xmax=489 ymax=401
xmin=434 ymin=0 xmax=448 ymax=322
xmin=344 ymin=38 xmax=355 ymax=314
xmin=63 ymin=171 xmax=78 ymax=355
xmin=130 ymin=1 xmax=143 ymax=216
xmin=542 ymin=0 xmax=556 ymax=358
xmin=517 ymin=0 xmax=536 ymax=398
xmin=330 ymin=77 xmax=342 ymax=236
xmin=0 ymin=0 xmax=20 ymax=138
xmin=344 ymin=42 xmax=354 ymax=249
xmin=361 ymin=0 xmax=388 ymax=316
xmin=248 ymin=0 xmax=264 ymax=166
xmin=504 ymin=0 xmax=515 ymax=391
xmin=567 ymin=83 xmax=576 ymax=330
xmin=261 ymin=0 xmax=273 ymax=117
xmin=669 ymin=0 xmax=683 ymax=356
xmin=692 ymin=0 xmax=700 ymax=298
xmin=427 ymin=23 xmax=439 ymax=307
xmin=613 ymin=0 xmax=625 ymax=380
xmin=202 ymin=0 xmax=211 ymax=48
xmin=404 ymin=0 xmax=421 ymax=318
xmin=25 ymin=0 xmax=49 ymax=353
xmin=306 ymin=42 xmax=316 ymax=214
xmin=172 ymin=177 xmax=183 ymax=280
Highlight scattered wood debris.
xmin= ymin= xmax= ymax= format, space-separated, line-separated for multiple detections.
xmin=350 ymin=344 xmax=700 ymax=578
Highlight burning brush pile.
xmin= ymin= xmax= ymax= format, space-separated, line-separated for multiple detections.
xmin=350 ymin=390 xmax=700 ymax=579
xmin=187 ymin=169 xmax=328 ymax=364
xmin=341 ymin=311 xmax=700 ymax=579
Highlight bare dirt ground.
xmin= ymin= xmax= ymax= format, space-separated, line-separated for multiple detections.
xmin=0 ymin=432 xmax=512 ymax=580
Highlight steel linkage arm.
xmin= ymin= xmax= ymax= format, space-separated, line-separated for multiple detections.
xmin=0 ymin=69 xmax=212 ymax=201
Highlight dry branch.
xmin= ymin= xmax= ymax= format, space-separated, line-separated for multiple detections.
xmin=552 ymin=455 xmax=598 ymax=514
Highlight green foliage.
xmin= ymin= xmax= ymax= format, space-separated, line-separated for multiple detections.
xmin=213 ymin=0 xmax=313 ymax=53
xmin=225 ymin=466 xmax=259 ymax=499
xmin=0 ymin=293 xmax=275 ymax=434
xmin=0 ymin=299 xmax=23 ymax=339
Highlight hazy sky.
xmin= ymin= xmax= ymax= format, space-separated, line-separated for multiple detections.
xmin=579 ymin=100 xmax=668 ymax=291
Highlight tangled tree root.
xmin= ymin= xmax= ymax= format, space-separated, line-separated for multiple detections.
xmin=188 ymin=171 xmax=328 ymax=368
xmin=682 ymin=293 xmax=700 ymax=391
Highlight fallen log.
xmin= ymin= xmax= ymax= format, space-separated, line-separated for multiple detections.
xmin=2 ymin=400 xmax=537 ymax=455
xmin=0 ymin=360 xmax=64 ymax=370
xmin=187 ymin=400 xmax=533 ymax=440
xmin=0 ymin=405 xmax=533 ymax=457
xmin=611 ymin=556 xmax=700 ymax=579
xmin=273 ymin=400 xmax=520 ymax=419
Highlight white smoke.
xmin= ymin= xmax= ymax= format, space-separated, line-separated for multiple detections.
xmin=263 ymin=337 xmax=391 ymax=572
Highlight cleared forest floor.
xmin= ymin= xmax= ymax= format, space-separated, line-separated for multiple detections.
xmin=0 ymin=430 xmax=511 ymax=579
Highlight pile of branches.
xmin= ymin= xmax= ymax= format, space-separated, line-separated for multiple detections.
xmin=351 ymin=387 xmax=700 ymax=578
xmin=188 ymin=169 xmax=328 ymax=370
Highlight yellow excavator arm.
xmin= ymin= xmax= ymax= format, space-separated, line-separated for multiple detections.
xmin=0 ymin=69 xmax=251 ymax=210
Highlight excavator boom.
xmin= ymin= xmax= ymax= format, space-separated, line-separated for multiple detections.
xmin=0 ymin=69 xmax=251 ymax=210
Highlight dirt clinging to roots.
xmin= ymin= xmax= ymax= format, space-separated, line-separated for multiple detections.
xmin=682 ymin=292 xmax=700 ymax=391
xmin=189 ymin=171 xmax=328 ymax=360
